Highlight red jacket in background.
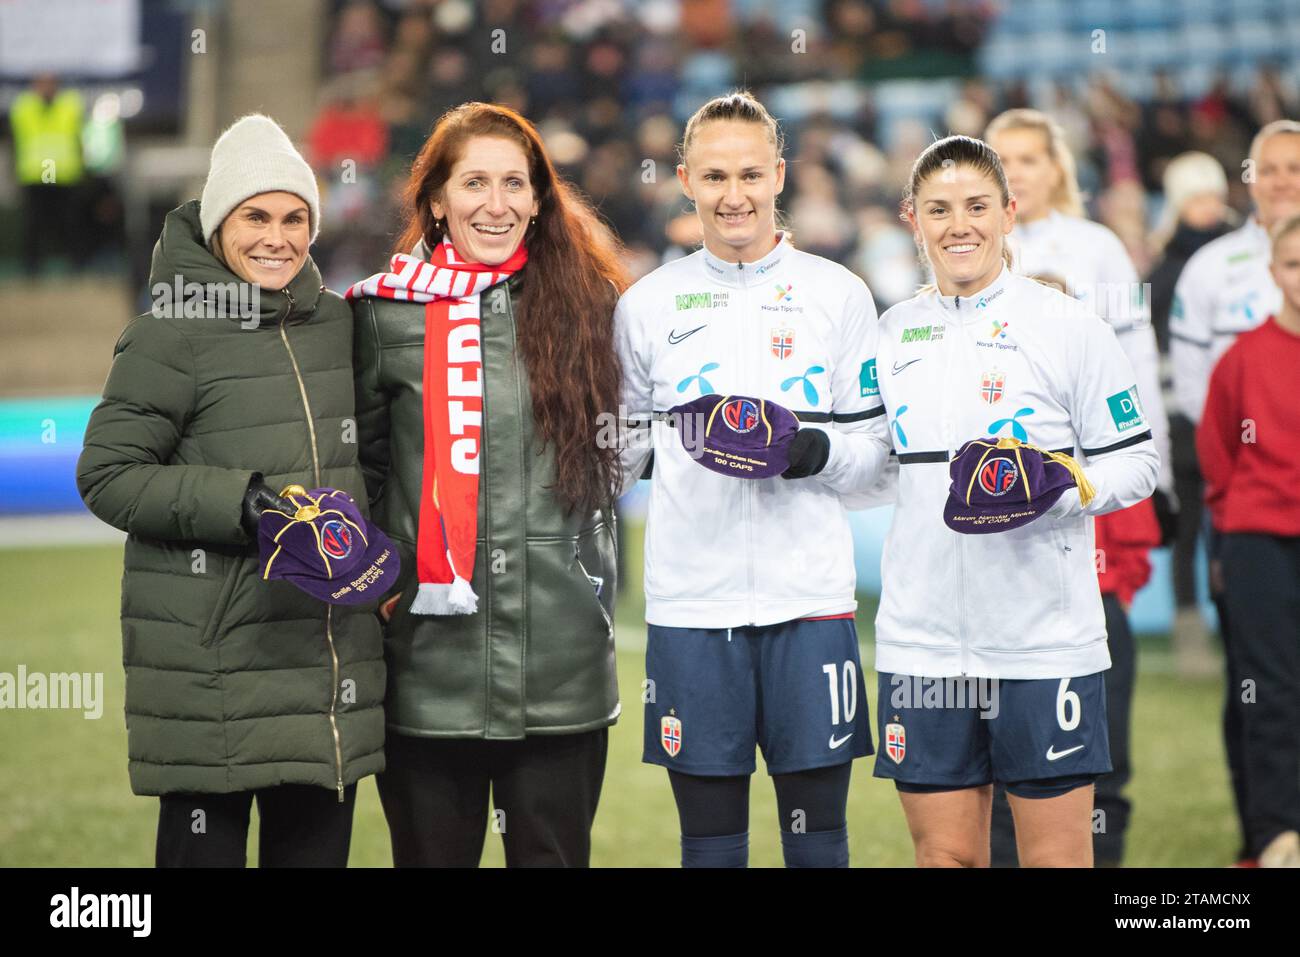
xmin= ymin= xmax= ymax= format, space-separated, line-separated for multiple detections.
xmin=307 ymin=104 xmax=389 ymax=171
xmin=1095 ymin=499 xmax=1161 ymax=606
xmin=1197 ymin=317 xmax=1300 ymax=537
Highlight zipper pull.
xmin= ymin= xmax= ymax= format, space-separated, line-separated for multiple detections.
xmin=282 ymin=287 xmax=296 ymax=321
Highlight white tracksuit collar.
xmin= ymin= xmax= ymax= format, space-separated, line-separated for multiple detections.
xmin=1243 ymin=215 xmax=1268 ymax=248
xmin=934 ymin=264 xmax=1013 ymax=320
xmin=1014 ymin=209 xmax=1061 ymax=244
xmin=701 ymin=231 xmax=790 ymax=287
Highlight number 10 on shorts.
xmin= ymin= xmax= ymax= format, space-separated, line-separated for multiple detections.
xmin=823 ymin=661 xmax=859 ymax=725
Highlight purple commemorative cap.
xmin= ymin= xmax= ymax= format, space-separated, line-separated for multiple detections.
xmin=258 ymin=486 xmax=400 ymax=604
xmin=943 ymin=437 xmax=1078 ymax=534
xmin=668 ymin=394 xmax=800 ymax=480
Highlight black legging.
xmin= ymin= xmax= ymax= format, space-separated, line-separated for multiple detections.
xmin=668 ymin=762 xmax=853 ymax=836
xmin=156 ymin=783 xmax=357 ymax=867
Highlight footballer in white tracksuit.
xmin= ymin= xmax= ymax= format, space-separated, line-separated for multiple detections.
xmin=1001 ymin=206 xmax=1171 ymax=864
xmin=1170 ymin=216 xmax=1280 ymax=424
xmin=615 ymin=232 xmax=892 ymax=780
xmin=1011 ymin=210 xmax=1172 ymax=492
xmin=868 ymin=266 xmax=1159 ymax=793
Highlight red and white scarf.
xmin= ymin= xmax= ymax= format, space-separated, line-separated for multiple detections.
xmin=346 ymin=237 xmax=528 ymax=614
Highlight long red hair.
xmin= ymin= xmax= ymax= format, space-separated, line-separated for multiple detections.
xmin=393 ymin=103 xmax=630 ymax=512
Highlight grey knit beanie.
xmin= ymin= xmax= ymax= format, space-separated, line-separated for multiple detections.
xmin=200 ymin=114 xmax=321 ymax=245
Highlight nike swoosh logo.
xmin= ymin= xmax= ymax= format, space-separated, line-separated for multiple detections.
xmin=1046 ymin=744 xmax=1084 ymax=761
xmin=891 ymin=358 xmax=922 ymax=374
xmin=668 ymin=324 xmax=707 ymax=345
xmin=828 ymin=733 xmax=854 ymax=749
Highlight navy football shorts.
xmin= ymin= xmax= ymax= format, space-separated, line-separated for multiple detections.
xmin=872 ymin=671 xmax=1112 ymax=797
xmin=643 ymin=616 xmax=873 ymax=776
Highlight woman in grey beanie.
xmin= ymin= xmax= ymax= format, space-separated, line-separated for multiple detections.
xmin=77 ymin=113 xmax=389 ymax=867
xmin=200 ymin=113 xmax=321 ymax=282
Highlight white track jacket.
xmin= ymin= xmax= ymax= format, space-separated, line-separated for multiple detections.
xmin=1170 ymin=217 xmax=1279 ymax=423
xmin=872 ymin=268 xmax=1160 ymax=679
xmin=615 ymin=235 xmax=892 ymax=628
xmin=1011 ymin=210 xmax=1172 ymax=493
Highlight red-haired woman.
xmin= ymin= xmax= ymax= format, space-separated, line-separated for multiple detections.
xmin=348 ymin=102 xmax=629 ymax=867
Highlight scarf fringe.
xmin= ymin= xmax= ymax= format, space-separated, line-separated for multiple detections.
xmin=410 ymin=576 xmax=479 ymax=616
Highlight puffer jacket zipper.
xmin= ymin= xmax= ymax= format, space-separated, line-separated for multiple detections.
xmin=277 ymin=287 xmax=346 ymax=803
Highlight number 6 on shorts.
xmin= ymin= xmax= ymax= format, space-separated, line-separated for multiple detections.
xmin=1056 ymin=677 xmax=1081 ymax=731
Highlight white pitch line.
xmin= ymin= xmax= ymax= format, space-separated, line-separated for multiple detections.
xmin=0 ymin=514 xmax=125 ymax=549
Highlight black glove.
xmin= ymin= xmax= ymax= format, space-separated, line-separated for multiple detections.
xmin=1152 ymin=487 xmax=1178 ymax=548
xmin=241 ymin=478 xmax=294 ymax=535
xmin=781 ymin=428 xmax=831 ymax=479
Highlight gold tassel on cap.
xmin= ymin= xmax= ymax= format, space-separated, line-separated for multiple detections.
xmin=1039 ymin=448 xmax=1096 ymax=508
xmin=985 ymin=437 xmax=1096 ymax=508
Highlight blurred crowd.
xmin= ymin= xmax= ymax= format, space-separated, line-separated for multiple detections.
xmin=7 ymin=0 xmax=1297 ymax=308
xmin=306 ymin=0 xmax=1297 ymax=311
xmin=307 ymin=0 xmax=1008 ymax=295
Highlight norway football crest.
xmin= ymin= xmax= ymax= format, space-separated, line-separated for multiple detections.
xmin=320 ymin=519 xmax=354 ymax=560
xmin=722 ymin=398 xmax=760 ymax=434
xmin=978 ymin=456 xmax=1020 ymax=496
xmin=771 ymin=327 xmax=794 ymax=359
xmin=661 ymin=714 xmax=682 ymax=757
xmin=980 ymin=370 xmax=1005 ymax=404
xmin=885 ymin=722 xmax=906 ymax=764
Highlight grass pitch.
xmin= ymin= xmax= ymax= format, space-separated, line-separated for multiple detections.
xmin=0 ymin=542 xmax=1236 ymax=867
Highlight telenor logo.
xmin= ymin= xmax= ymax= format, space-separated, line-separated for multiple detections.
xmin=989 ymin=406 xmax=1035 ymax=442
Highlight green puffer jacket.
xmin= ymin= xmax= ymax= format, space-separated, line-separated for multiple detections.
xmin=353 ymin=274 xmax=619 ymax=738
xmin=77 ymin=201 xmax=385 ymax=797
